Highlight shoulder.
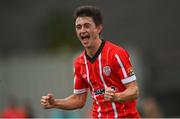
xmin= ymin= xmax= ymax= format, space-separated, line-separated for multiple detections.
xmin=74 ymin=51 xmax=85 ymax=66
xmin=105 ymin=40 xmax=129 ymax=56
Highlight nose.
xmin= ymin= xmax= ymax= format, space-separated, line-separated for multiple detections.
xmin=79 ymin=26 xmax=86 ymax=33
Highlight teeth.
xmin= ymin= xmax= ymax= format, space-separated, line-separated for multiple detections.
xmin=81 ymin=35 xmax=88 ymax=37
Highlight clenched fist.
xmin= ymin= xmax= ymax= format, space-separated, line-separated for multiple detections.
xmin=104 ymin=87 xmax=116 ymax=102
xmin=40 ymin=93 xmax=55 ymax=109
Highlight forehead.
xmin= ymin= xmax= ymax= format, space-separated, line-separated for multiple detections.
xmin=75 ymin=17 xmax=94 ymax=25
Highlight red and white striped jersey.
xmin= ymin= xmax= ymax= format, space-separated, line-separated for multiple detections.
xmin=73 ymin=40 xmax=140 ymax=118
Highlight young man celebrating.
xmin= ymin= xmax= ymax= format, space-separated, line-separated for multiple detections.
xmin=41 ymin=5 xmax=140 ymax=118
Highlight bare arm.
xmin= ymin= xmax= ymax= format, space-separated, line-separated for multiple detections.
xmin=41 ymin=93 xmax=87 ymax=110
xmin=54 ymin=93 xmax=88 ymax=110
xmin=104 ymin=81 xmax=139 ymax=102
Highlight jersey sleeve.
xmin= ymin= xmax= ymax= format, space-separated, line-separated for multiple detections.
xmin=73 ymin=60 xmax=89 ymax=94
xmin=113 ymin=48 xmax=136 ymax=84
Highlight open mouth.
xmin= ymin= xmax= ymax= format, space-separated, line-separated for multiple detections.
xmin=80 ymin=33 xmax=90 ymax=40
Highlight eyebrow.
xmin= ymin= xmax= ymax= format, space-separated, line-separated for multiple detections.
xmin=76 ymin=22 xmax=91 ymax=26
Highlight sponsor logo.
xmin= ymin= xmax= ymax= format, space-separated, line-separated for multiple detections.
xmin=94 ymin=88 xmax=105 ymax=96
xmin=94 ymin=86 xmax=117 ymax=96
xmin=103 ymin=66 xmax=111 ymax=76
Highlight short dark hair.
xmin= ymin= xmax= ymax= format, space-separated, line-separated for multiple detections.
xmin=74 ymin=5 xmax=103 ymax=26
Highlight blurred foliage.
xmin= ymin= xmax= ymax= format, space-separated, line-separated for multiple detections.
xmin=41 ymin=11 xmax=82 ymax=52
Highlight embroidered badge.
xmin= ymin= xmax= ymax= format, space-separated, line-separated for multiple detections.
xmin=103 ymin=66 xmax=111 ymax=76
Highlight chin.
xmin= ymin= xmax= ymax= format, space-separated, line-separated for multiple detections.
xmin=83 ymin=44 xmax=91 ymax=49
xmin=81 ymin=42 xmax=89 ymax=48
xmin=83 ymin=45 xmax=90 ymax=48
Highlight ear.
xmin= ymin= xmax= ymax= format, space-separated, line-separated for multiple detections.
xmin=96 ymin=24 xmax=103 ymax=34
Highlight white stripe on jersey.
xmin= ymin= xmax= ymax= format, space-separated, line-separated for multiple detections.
xmin=73 ymin=75 xmax=76 ymax=89
xmin=98 ymin=54 xmax=107 ymax=87
xmin=84 ymin=55 xmax=102 ymax=118
xmin=98 ymin=53 xmax=118 ymax=118
xmin=115 ymin=54 xmax=128 ymax=78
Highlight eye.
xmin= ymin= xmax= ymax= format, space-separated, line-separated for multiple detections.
xmin=76 ymin=25 xmax=81 ymax=30
xmin=84 ymin=23 xmax=90 ymax=29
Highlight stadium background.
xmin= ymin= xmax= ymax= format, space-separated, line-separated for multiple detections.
xmin=0 ymin=0 xmax=179 ymax=117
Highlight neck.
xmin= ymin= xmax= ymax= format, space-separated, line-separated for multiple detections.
xmin=85 ymin=38 xmax=102 ymax=57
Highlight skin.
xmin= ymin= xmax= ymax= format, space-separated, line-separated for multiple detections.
xmin=75 ymin=17 xmax=103 ymax=57
xmin=40 ymin=16 xmax=139 ymax=110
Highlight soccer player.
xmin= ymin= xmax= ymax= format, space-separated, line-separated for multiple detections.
xmin=41 ymin=5 xmax=140 ymax=118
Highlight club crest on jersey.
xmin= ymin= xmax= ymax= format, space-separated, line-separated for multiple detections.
xmin=103 ymin=66 xmax=111 ymax=76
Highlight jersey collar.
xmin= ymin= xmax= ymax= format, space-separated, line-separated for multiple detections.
xmin=85 ymin=39 xmax=106 ymax=63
